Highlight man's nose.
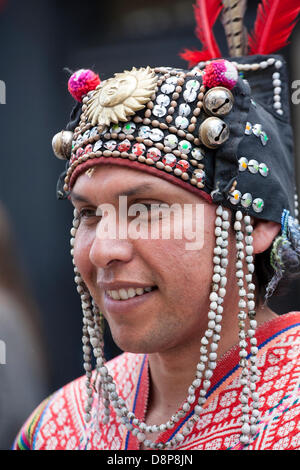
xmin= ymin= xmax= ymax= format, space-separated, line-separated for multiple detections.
xmin=89 ymin=235 xmax=134 ymax=269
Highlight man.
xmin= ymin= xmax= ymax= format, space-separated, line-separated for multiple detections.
xmin=14 ymin=1 xmax=300 ymax=450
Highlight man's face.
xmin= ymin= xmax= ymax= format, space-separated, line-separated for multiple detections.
xmin=71 ymin=165 xmax=235 ymax=354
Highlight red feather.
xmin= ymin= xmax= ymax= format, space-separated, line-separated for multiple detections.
xmin=180 ymin=0 xmax=223 ymax=67
xmin=249 ymin=0 xmax=300 ymax=55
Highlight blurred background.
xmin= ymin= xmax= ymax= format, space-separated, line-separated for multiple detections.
xmin=0 ymin=0 xmax=299 ymax=449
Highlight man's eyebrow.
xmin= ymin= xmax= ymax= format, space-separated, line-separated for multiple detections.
xmin=69 ymin=183 xmax=156 ymax=203
xmin=118 ymin=183 xmax=155 ymax=197
xmin=69 ymin=191 xmax=93 ymax=204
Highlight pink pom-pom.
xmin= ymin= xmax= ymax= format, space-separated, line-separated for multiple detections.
xmin=68 ymin=69 xmax=100 ymax=102
xmin=202 ymin=60 xmax=238 ymax=90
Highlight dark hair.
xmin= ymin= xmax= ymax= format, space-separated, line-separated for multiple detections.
xmin=255 ymin=229 xmax=300 ymax=302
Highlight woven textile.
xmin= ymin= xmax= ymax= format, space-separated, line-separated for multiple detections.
xmin=14 ymin=312 xmax=300 ymax=450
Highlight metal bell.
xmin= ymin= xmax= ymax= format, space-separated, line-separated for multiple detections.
xmin=203 ymin=87 xmax=234 ymax=116
xmin=52 ymin=130 xmax=74 ymax=160
xmin=199 ymin=117 xmax=230 ymax=149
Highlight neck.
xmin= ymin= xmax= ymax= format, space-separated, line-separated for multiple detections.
xmin=146 ymin=300 xmax=277 ymax=421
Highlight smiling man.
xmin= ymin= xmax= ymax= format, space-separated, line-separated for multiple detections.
xmin=14 ymin=2 xmax=300 ymax=451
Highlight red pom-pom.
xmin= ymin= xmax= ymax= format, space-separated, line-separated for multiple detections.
xmin=68 ymin=69 xmax=100 ymax=102
xmin=202 ymin=60 xmax=238 ymax=90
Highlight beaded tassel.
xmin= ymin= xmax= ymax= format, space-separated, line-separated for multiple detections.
xmin=233 ymin=211 xmax=259 ymax=445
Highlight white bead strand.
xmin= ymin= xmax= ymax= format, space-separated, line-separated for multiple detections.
xmin=243 ymin=215 xmax=259 ymax=436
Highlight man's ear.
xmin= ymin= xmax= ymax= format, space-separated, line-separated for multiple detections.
xmin=252 ymin=219 xmax=281 ymax=255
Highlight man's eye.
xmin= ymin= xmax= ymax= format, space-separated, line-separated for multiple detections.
xmin=79 ymin=208 xmax=97 ymax=219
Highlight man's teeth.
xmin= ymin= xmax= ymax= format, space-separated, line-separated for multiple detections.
xmin=107 ymin=286 xmax=155 ymax=300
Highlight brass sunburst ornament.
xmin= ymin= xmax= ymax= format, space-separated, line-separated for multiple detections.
xmin=85 ymin=66 xmax=158 ymax=128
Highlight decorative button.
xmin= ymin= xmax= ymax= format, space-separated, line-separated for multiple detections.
xmin=117 ymin=139 xmax=131 ymax=152
xmin=178 ymin=103 xmax=191 ymax=117
xmin=165 ymin=76 xmax=178 ymax=85
xmin=193 ymin=169 xmax=206 ymax=183
xmin=132 ymin=143 xmax=146 ymax=156
xmin=162 ymin=153 xmax=177 ymax=167
xmin=178 ymin=140 xmax=192 ymax=154
xmin=229 ymin=190 xmax=242 ymax=205
xmin=252 ymin=124 xmax=262 ymax=137
xmin=153 ymin=105 xmax=167 ymax=117
xmin=252 ymin=198 xmax=264 ymax=213
xmin=104 ymin=140 xmax=117 ymax=151
xmin=185 ymin=79 xmax=200 ymax=91
xmin=183 ymin=88 xmax=197 ymax=102
xmin=245 ymin=122 xmax=252 ymax=135
xmin=83 ymin=130 xmax=90 ymax=140
xmin=241 ymin=193 xmax=253 ymax=208
xmin=161 ymin=83 xmax=175 ymax=94
xmin=175 ymin=116 xmax=189 ymax=129
xmin=239 ymin=157 xmax=248 ymax=171
xmin=122 ymin=122 xmax=136 ymax=135
xmin=156 ymin=94 xmax=170 ymax=106
xmin=176 ymin=160 xmax=190 ymax=171
xmin=150 ymin=128 xmax=164 ymax=142
xmin=164 ymin=134 xmax=178 ymax=149
xmin=110 ymin=124 xmax=122 ymax=134
xmin=90 ymin=126 xmax=99 ymax=137
xmin=84 ymin=144 xmax=93 ymax=154
xmin=248 ymin=159 xmax=259 ymax=174
xmin=191 ymin=147 xmax=205 ymax=160
xmin=260 ymin=131 xmax=268 ymax=146
xmin=139 ymin=126 xmax=151 ymax=138
xmin=93 ymin=140 xmax=103 ymax=151
xmin=259 ymin=162 xmax=269 ymax=177
xmin=146 ymin=147 xmax=161 ymax=161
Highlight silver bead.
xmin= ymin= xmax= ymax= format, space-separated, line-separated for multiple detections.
xmin=52 ymin=130 xmax=73 ymax=160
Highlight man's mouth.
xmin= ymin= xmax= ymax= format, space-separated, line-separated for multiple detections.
xmin=106 ymin=286 xmax=157 ymax=301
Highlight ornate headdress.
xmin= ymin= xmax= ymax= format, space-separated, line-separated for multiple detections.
xmin=52 ymin=0 xmax=300 ymax=449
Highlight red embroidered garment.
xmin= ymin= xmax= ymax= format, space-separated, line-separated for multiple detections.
xmin=14 ymin=312 xmax=300 ymax=450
